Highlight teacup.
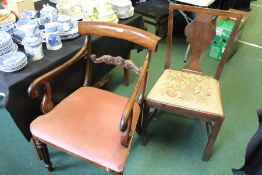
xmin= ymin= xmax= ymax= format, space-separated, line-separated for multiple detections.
xmin=44 ymin=22 xmax=62 ymax=50
xmin=22 ymin=36 xmax=44 ymax=61
xmin=0 ymin=23 xmax=14 ymax=34
xmin=22 ymin=10 xmax=38 ymax=19
xmin=57 ymin=15 xmax=73 ymax=33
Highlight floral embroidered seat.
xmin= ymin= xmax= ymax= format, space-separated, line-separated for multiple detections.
xmin=147 ymin=69 xmax=223 ymax=116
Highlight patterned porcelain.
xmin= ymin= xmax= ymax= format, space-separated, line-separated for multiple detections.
xmin=0 ymin=23 xmax=14 ymax=34
xmin=0 ymin=31 xmax=17 ymax=56
xmin=0 ymin=51 xmax=27 ymax=72
xmin=22 ymin=10 xmax=38 ymax=19
xmin=22 ymin=36 xmax=44 ymax=61
xmin=59 ymin=21 xmax=79 ymax=40
xmin=40 ymin=4 xmax=58 ymax=23
xmin=44 ymin=22 xmax=62 ymax=50
xmin=12 ymin=28 xmax=42 ymax=45
xmin=57 ymin=15 xmax=73 ymax=33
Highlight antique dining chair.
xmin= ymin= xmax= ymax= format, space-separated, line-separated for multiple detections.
xmin=141 ymin=3 xmax=243 ymax=161
xmin=28 ymin=22 xmax=160 ymax=174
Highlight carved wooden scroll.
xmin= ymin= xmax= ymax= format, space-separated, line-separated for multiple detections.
xmin=184 ymin=13 xmax=216 ymax=72
xmin=90 ymin=54 xmax=141 ymax=75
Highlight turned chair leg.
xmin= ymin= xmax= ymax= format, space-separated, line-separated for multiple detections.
xmin=34 ymin=139 xmax=53 ymax=171
xmin=202 ymin=118 xmax=224 ymax=161
xmin=30 ymin=139 xmax=43 ymax=160
xmin=140 ymin=103 xmax=150 ymax=146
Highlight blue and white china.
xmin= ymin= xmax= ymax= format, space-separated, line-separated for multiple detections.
xmin=57 ymin=15 xmax=73 ymax=32
xmin=22 ymin=36 xmax=44 ymax=61
xmin=40 ymin=4 xmax=58 ymax=23
xmin=22 ymin=10 xmax=38 ymax=19
xmin=0 ymin=51 xmax=27 ymax=72
xmin=12 ymin=28 xmax=42 ymax=45
xmin=37 ymin=17 xmax=49 ymax=28
xmin=16 ymin=18 xmax=38 ymax=37
xmin=16 ymin=18 xmax=38 ymax=28
xmin=60 ymin=21 xmax=79 ymax=40
xmin=0 ymin=23 xmax=14 ymax=34
xmin=44 ymin=22 xmax=62 ymax=50
xmin=22 ymin=24 xmax=37 ymax=36
xmin=0 ymin=31 xmax=17 ymax=56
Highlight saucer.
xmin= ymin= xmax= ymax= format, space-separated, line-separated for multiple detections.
xmin=0 ymin=51 xmax=27 ymax=72
xmin=0 ymin=59 xmax=27 ymax=72
xmin=0 ymin=51 xmax=26 ymax=67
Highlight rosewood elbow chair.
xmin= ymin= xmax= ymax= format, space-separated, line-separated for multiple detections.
xmin=141 ymin=3 xmax=243 ymax=161
xmin=28 ymin=22 xmax=160 ymax=174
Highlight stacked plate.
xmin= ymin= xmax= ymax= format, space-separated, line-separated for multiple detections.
xmin=112 ymin=0 xmax=134 ymax=19
xmin=81 ymin=0 xmax=97 ymax=21
xmin=0 ymin=9 xmax=16 ymax=27
xmin=0 ymin=51 xmax=27 ymax=72
xmin=56 ymin=0 xmax=83 ymax=21
xmin=96 ymin=0 xmax=118 ymax=23
xmin=49 ymin=0 xmax=59 ymax=4
xmin=0 ymin=31 xmax=18 ymax=56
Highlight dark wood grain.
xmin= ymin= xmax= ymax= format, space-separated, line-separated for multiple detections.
xmin=90 ymin=54 xmax=141 ymax=75
xmin=184 ymin=13 xmax=215 ymax=72
xmin=78 ymin=21 xmax=160 ymax=52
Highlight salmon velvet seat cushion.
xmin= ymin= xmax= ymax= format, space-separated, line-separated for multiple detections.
xmin=30 ymin=87 xmax=141 ymax=172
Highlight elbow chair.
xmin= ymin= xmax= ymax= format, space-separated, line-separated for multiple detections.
xmin=141 ymin=3 xmax=244 ymax=161
xmin=28 ymin=21 xmax=160 ymax=174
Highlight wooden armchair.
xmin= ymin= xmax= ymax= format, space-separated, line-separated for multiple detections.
xmin=28 ymin=22 xmax=160 ymax=174
xmin=141 ymin=3 xmax=243 ymax=161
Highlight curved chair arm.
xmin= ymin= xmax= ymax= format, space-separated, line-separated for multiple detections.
xmin=28 ymin=36 xmax=89 ymax=114
xmin=120 ymin=50 xmax=151 ymax=146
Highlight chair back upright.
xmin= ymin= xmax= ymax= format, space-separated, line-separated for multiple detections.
xmin=165 ymin=3 xmax=243 ymax=80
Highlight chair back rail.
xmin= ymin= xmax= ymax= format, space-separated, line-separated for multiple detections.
xmin=78 ymin=21 xmax=160 ymax=52
xmin=165 ymin=3 xmax=243 ymax=80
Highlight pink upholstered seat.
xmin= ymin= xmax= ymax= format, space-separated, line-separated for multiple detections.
xmin=30 ymin=87 xmax=140 ymax=172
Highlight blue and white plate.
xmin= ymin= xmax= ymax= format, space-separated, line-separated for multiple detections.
xmin=0 ymin=59 xmax=27 ymax=72
xmin=0 ymin=51 xmax=27 ymax=72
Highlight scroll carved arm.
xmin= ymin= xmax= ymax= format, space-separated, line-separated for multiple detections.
xmin=90 ymin=54 xmax=141 ymax=75
xmin=28 ymin=36 xmax=89 ymax=114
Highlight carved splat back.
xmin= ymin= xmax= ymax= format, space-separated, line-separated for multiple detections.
xmin=184 ymin=13 xmax=215 ymax=72
xmin=165 ymin=3 xmax=244 ymax=79
xmin=78 ymin=21 xmax=160 ymax=85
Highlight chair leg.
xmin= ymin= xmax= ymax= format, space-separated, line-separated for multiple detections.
xmin=34 ymin=140 xmax=53 ymax=171
xmin=30 ymin=139 xmax=43 ymax=160
xmin=202 ymin=119 xmax=224 ymax=161
xmin=140 ymin=103 xmax=150 ymax=146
